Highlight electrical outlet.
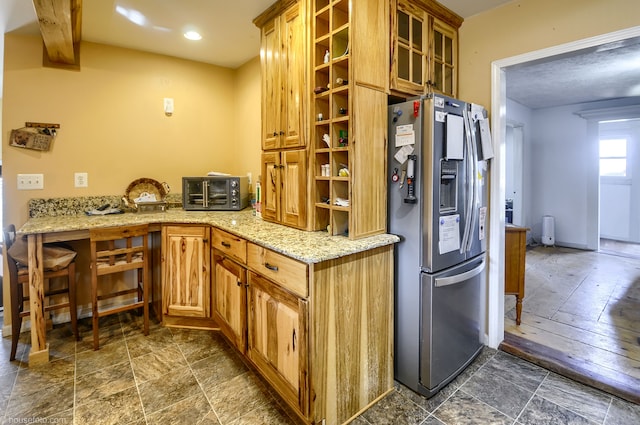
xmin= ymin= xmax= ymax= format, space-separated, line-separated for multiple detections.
xmin=75 ymin=172 xmax=88 ymax=188
xmin=247 ymin=172 xmax=252 ymax=185
xmin=17 ymin=173 xmax=44 ymax=190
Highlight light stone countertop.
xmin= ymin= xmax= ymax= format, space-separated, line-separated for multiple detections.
xmin=18 ymin=209 xmax=399 ymax=264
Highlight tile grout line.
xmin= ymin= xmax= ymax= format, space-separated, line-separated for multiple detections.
xmin=169 ymin=326 xmax=225 ymax=425
xmin=122 ymin=318 xmax=150 ymax=425
xmin=530 ymin=370 xmax=613 ymax=425
xmin=512 ymin=369 xmax=550 ymax=424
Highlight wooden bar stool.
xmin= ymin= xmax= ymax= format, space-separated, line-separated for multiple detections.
xmin=3 ymin=224 xmax=78 ymax=361
xmin=89 ymin=224 xmax=149 ymax=350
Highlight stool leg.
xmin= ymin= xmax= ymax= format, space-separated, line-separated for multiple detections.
xmin=10 ymin=282 xmax=23 ymax=361
xmin=68 ymin=262 xmax=79 ymax=341
xmin=143 ymin=269 xmax=149 ymax=336
xmin=10 ymin=315 xmax=22 ymax=362
xmin=91 ymin=266 xmax=100 ymax=351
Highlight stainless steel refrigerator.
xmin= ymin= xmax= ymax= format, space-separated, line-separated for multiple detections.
xmin=388 ymin=94 xmax=493 ymax=397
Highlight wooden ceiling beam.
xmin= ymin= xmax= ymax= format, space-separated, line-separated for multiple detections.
xmin=33 ymin=0 xmax=82 ymax=67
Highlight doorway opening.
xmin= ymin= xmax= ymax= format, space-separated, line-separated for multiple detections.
xmin=598 ymin=118 xmax=640 ymax=259
xmin=488 ymin=27 xmax=640 ymax=403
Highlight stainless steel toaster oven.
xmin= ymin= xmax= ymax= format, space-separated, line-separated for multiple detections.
xmin=182 ymin=176 xmax=249 ymax=211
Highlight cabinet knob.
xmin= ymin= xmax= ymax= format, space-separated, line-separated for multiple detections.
xmin=279 ymin=131 xmax=285 ymax=135
xmin=221 ymin=241 xmax=231 ymax=248
xmin=237 ymin=280 xmax=242 ymax=286
xmin=273 ymin=131 xmax=278 ymax=137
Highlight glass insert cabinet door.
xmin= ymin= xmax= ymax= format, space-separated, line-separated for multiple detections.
xmin=397 ymin=9 xmax=425 ymax=86
xmin=432 ymin=18 xmax=456 ymax=96
xmin=392 ymin=2 xmax=458 ymax=97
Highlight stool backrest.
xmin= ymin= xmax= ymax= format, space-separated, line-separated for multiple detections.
xmin=90 ymin=224 xmax=149 ymax=275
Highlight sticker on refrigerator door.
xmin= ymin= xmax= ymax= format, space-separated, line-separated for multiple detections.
xmin=478 ymin=207 xmax=487 ymax=241
xmin=438 ymin=214 xmax=461 ymax=254
xmin=435 ymin=97 xmax=445 ymax=108
xmin=394 ymin=144 xmax=414 ymax=164
xmin=435 ymin=111 xmax=446 ymax=123
xmin=478 ymin=119 xmax=495 ymax=160
xmin=395 ymin=124 xmax=415 ymax=147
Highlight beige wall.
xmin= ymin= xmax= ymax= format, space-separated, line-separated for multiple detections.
xmin=234 ymin=56 xmax=262 ymax=191
xmin=458 ymin=0 xmax=640 ymax=109
xmin=1 ymin=34 xmax=261 ymax=326
xmin=2 ymin=34 xmax=262 ymax=230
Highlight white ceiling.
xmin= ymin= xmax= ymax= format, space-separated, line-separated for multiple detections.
xmin=1 ymin=0 xmax=639 ymax=110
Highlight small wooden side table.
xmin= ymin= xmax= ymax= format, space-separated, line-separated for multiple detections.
xmin=505 ymin=225 xmax=528 ymax=325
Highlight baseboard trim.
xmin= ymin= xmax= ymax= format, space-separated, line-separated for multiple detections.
xmin=500 ymin=332 xmax=640 ymax=404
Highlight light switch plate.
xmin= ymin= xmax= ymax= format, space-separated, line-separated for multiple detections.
xmin=17 ymin=174 xmax=44 ymax=190
xmin=164 ymin=98 xmax=174 ymax=115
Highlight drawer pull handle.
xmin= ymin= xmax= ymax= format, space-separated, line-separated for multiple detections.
xmin=221 ymin=241 xmax=231 ymax=248
xmin=265 ymin=263 xmax=279 ymax=272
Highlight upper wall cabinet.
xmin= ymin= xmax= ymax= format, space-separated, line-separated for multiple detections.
xmin=258 ymin=1 xmax=307 ymax=150
xmin=390 ymin=0 xmax=462 ymax=98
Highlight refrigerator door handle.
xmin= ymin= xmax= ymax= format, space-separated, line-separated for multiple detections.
xmin=467 ymin=108 xmax=480 ymax=252
xmin=461 ymin=108 xmax=474 ymax=253
xmin=434 ymin=260 xmax=485 ymax=287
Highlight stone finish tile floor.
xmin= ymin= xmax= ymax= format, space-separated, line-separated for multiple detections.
xmin=1 ymin=312 xmax=639 ymax=425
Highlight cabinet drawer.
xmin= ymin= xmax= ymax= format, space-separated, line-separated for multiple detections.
xmin=212 ymin=228 xmax=247 ymax=264
xmin=247 ymin=243 xmax=308 ymax=298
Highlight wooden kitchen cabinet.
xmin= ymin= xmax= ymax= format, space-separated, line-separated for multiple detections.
xmin=261 ymin=149 xmax=307 ymax=229
xmin=247 ymin=271 xmax=309 ymax=416
xmin=213 ymin=250 xmax=247 ymax=353
xmin=155 ymin=220 xmax=394 ymax=424
xmin=390 ymin=0 xmax=462 ymax=97
xmin=161 ymin=225 xmax=212 ymax=325
xmin=256 ymin=0 xmax=310 ymax=231
xmin=258 ymin=0 xmax=306 ymax=151
xmin=212 ymin=228 xmax=248 ymax=352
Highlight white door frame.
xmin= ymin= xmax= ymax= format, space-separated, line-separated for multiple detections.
xmin=485 ymin=25 xmax=640 ymax=349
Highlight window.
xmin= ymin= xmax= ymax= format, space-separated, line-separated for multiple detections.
xmin=599 ymin=138 xmax=627 ymax=177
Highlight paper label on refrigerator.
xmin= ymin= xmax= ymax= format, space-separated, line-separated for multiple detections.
xmin=434 ymin=97 xmax=445 ymax=108
xmin=445 ymin=114 xmax=464 ymax=160
xmin=478 ymin=207 xmax=487 ymax=240
xmin=435 ymin=111 xmax=446 ymax=123
xmin=439 ymin=214 xmax=461 ymax=254
xmin=394 ymin=144 xmax=414 ymax=164
xmin=395 ymin=124 xmax=415 ymax=147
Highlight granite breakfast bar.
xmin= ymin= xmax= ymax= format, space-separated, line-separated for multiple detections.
xmin=18 ymin=205 xmax=399 ymax=424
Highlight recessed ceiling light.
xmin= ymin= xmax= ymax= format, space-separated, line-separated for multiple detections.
xmin=184 ymin=31 xmax=202 ymax=41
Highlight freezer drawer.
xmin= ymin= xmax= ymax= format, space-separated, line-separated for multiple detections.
xmin=420 ymin=257 xmax=484 ymax=393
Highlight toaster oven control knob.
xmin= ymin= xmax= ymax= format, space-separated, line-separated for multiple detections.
xmin=231 ymin=198 xmax=238 ymax=205
xmin=230 ymin=181 xmax=238 ymax=188
xmin=231 ymin=189 xmax=238 ymax=196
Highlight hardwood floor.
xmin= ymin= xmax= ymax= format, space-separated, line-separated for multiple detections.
xmin=503 ymin=243 xmax=640 ymax=404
